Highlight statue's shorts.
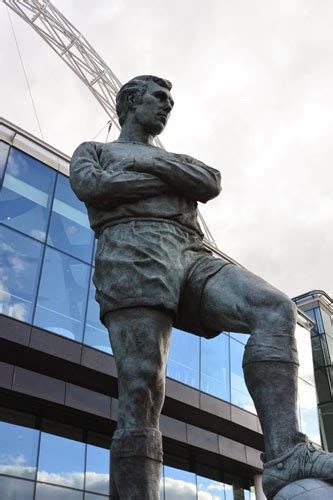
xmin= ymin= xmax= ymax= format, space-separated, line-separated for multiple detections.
xmin=93 ymin=220 xmax=231 ymax=339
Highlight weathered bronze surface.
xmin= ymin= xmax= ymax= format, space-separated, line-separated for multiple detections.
xmin=70 ymin=75 xmax=333 ymax=499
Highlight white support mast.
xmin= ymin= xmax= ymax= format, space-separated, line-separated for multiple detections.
xmin=3 ymin=0 xmax=217 ymax=246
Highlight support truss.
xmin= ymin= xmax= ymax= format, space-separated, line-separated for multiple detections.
xmin=3 ymin=0 xmax=217 ymax=246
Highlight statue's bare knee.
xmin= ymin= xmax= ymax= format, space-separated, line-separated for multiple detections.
xmin=243 ymin=290 xmax=298 ymax=367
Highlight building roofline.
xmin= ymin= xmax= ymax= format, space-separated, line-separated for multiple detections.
xmin=293 ymin=290 xmax=333 ymax=315
xmin=293 ymin=289 xmax=333 ymax=304
xmin=0 ymin=116 xmax=70 ymax=162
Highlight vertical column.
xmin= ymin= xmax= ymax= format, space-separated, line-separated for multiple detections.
xmin=254 ymin=473 xmax=266 ymax=500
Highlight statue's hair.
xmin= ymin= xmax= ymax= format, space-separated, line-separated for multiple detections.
xmin=116 ymin=75 xmax=172 ymax=126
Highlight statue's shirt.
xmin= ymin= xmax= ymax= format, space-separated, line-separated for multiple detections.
xmin=70 ymin=141 xmax=221 ymax=238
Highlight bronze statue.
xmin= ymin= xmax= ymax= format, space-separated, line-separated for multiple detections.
xmin=70 ymin=75 xmax=333 ymax=499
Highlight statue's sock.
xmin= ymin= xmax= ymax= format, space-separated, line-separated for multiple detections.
xmin=243 ymin=360 xmax=300 ymax=461
xmin=110 ymin=427 xmax=162 ymax=500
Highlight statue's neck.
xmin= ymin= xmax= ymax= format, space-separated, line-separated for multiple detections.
xmin=117 ymin=118 xmax=155 ymax=145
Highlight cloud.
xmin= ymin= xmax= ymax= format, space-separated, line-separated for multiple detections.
xmin=164 ymin=476 xmax=229 ymax=499
xmin=164 ymin=476 xmax=197 ymax=499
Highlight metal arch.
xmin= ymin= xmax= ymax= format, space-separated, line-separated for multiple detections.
xmin=3 ymin=0 xmax=217 ymax=246
xmin=2 ymin=0 xmax=163 ymax=145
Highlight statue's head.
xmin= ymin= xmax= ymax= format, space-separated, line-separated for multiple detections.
xmin=116 ymin=75 xmax=174 ymax=136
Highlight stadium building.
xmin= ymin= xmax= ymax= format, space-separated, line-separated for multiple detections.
xmin=0 ymin=117 xmax=323 ymax=499
xmin=294 ymin=290 xmax=333 ymax=452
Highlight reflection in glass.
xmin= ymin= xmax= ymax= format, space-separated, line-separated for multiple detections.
xmin=224 ymin=482 xmax=233 ymax=500
xmin=34 ymin=247 xmax=90 ymax=341
xmin=38 ymin=432 xmax=85 ymax=489
xmin=321 ymin=308 xmax=333 ymax=337
xmin=0 ymin=225 xmax=43 ymax=323
xmin=0 ymin=420 xmax=39 ymax=479
xmin=229 ymin=332 xmax=249 ymax=345
xmin=244 ymin=488 xmax=256 ymax=499
xmin=201 ymin=333 xmax=230 ymax=401
xmin=167 ymin=328 xmax=199 ymax=388
xmin=295 ymin=324 xmax=315 ymax=385
xmin=230 ymin=338 xmax=256 ymax=414
xmin=164 ymin=466 xmax=196 ymax=500
xmin=92 ymin=237 xmax=98 ymax=264
xmin=197 ymin=475 xmax=225 ymax=499
xmin=0 ymin=475 xmax=34 ymax=499
xmin=0 ymin=141 xmax=9 ymax=179
xmin=305 ymin=307 xmax=324 ymax=334
xmin=0 ymin=147 xmax=56 ymax=241
xmin=83 ymin=277 xmax=111 ymax=354
xmin=298 ymin=379 xmax=321 ymax=445
xmin=160 ymin=464 xmax=164 ymax=500
xmin=48 ymin=174 xmax=94 ymax=263
xmin=35 ymin=483 xmax=83 ymax=500
xmin=85 ymin=444 xmax=109 ymax=494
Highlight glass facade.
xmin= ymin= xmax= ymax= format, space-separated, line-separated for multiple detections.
xmin=295 ymin=324 xmax=321 ymax=444
xmin=304 ymin=306 xmax=325 ymax=335
xmin=300 ymin=300 xmax=333 ymax=450
xmin=163 ymin=467 xmax=255 ymax=499
xmin=0 ymin=408 xmax=255 ymax=500
xmin=0 ymin=145 xmax=320 ymax=436
xmin=0 ymin=408 xmax=110 ymax=500
xmin=304 ymin=305 xmax=333 ymax=360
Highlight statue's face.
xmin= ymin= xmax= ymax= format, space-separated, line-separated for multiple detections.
xmin=134 ymin=81 xmax=174 ymax=136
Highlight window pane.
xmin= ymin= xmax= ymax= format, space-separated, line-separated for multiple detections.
xmin=0 ymin=475 xmax=34 ymax=500
xmin=295 ymin=324 xmax=315 ymax=385
xmin=0 ymin=420 xmax=39 ymax=480
xmin=38 ymin=432 xmax=85 ymax=489
xmin=83 ymin=277 xmax=111 ymax=354
xmin=164 ymin=466 xmax=196 ymax=500
xmin=201 ymin=333 xmax=230 ymax=401
xmin=197 ymin=475 xmax=225 ymax=499
xmin=0 ymin=141 xmax=9 ymax=179
xmin=321 ymin=308 xmax=333 ymax=336
xmin=92 ymin=238 xmax=98 ymax=264
xmin=244 ymin=488 xmax=256 ymax=500
xmin=304 ymin=308 xmax=316 ymax=324
xmin=0 ymin=147 xmax=56 ymax=241
xmin=0 ymin=225 xmax=43 ymax=323
xmin=85 ymin=444 xmax=109 ymax=494
xmin=34 ymin=247 xmax=90 ymax=341
xmin=314 ymin=308 xmax=325 ymax=334
xmin=160 ymin=464 xmax=164 ymax=500
xmin=305 ymin=307 xmax=325 ymax=334
xmin=224 ymin=483 xmax=233 ymax=499
xmin=230 ymin=332 xmax=249 ymax=345
xmin=298 ymin=379 xmax=321 ymax=445
xmin=230 ymin=338 xmax=256 ymax=414
xmin=36 ymin=483 xmax=83 ymax=500
xmin=167 ymin=328 xmax=200 ymax=388
xmin=48 ymin=174 xmax=94 ymax=263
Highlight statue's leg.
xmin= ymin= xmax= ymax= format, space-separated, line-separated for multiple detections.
xmin=104 ymin=307 xmax=173 ymax=500
xmin=200 ymin=264 xmax=300 ymax=460
xmin=200 ymin=263 xmax=333 ymax=498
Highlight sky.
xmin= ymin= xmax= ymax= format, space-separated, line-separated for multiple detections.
xmin=0 ymin=0 xmax=332 ymax=299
